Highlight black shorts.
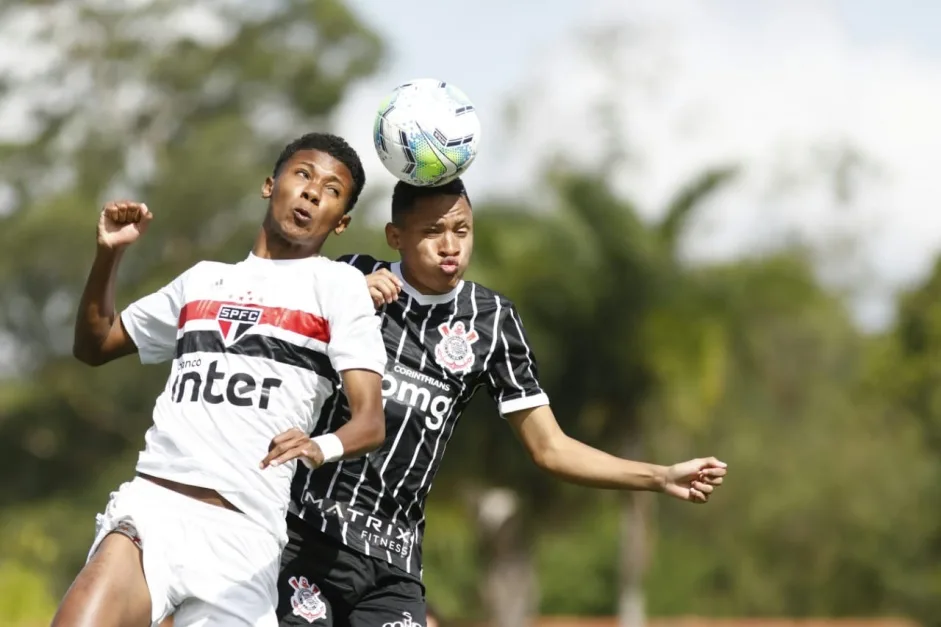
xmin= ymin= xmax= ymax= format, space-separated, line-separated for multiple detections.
xmin=277 ymin=515 xmax=426 ymax=627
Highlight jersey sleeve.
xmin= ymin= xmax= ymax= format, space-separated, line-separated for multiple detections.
xmin=326 ymin=268 xmax=387 ymax=375
xmin=335 ymin=253 xmax=387 ymax=275
xmin=485 ymin=305 xmax=550 ymax=416
xmin=120 ymin=266 xmax=195 ymax=364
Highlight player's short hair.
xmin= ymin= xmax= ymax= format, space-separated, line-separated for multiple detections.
xmin=272 ymin=132 xmax=366 ymax=213
xmin=391 ymin=178 xmax=471 ymax=226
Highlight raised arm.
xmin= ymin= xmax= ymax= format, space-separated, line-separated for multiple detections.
xmin=73 ymin=201 xmax=153 ymax=366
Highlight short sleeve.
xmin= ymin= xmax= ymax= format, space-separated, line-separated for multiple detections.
xmin=336 ymin=253 xmax=387 ymax=276
xmin=120 ymin=268 xmax=192 ymax=364
xmin=326 ymin=268 xmax=387 ymax=375
xmin=485 ymin=305 xmax=549 ymax=416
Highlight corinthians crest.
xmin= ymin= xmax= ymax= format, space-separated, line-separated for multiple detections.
xmin=288 ymin=575 xmax=327 ymax=623
xmin=434 ymin=321 xmax=478 ymax=374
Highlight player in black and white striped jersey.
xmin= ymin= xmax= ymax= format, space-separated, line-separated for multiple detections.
xmin=276 ymin=179 xmax=729 ymax=627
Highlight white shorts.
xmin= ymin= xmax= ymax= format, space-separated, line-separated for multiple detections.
xmin=88 ymin=477 xmax=280 ymax=627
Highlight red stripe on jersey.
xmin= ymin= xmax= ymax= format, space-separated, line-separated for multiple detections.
xmin=178 ymin=300 xmax=330 ymax=343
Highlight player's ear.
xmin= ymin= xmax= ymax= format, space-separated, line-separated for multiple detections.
xmin=334 ymin=214 xmax=352 ymax=235
xmin=261 ymin=176 xmax=274 ymax=199
xmin=385 ymin=222 xmax=401 ymax=250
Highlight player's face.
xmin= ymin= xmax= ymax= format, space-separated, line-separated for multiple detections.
xmin=261 ymin=149 xmax=353 ymax=251
xmin=386 ymin=193 xmax=473 ymax=295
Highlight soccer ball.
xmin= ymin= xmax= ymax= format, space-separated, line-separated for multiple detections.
xmin=373 ymin=79 xmax=481 ymax=187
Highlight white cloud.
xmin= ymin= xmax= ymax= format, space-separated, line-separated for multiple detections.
xmin=491 ymin=0 xmax=941 ymax=329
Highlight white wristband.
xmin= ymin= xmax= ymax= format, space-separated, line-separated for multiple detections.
xmin=309 ymin=434 xmax=345 ymax=466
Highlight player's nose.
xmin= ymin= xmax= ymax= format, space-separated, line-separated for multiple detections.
xmin=300 ymin=185 xmax=320 ymax=205
xmin=439 ymin=232 xmax=460 ymax=255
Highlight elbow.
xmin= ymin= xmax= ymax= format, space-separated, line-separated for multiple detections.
xmin=531 ymin=438 xmax=565 ymax=474
xmin=363 ymin=409 xmax=386 ymax=452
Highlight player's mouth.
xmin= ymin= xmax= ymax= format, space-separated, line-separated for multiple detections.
xmin=439 ymin=258 xmax=460 ymax=275
xmin=292 ymin=206 xmax=313 ymax=226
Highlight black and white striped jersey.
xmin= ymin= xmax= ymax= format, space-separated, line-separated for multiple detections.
xmin=289 ymin=254 xmax=549 ymax=575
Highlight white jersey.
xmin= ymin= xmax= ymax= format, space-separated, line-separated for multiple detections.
xmin=120 ymin=253 xmax=387 ymax=545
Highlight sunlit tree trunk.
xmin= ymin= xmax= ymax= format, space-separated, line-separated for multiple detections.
xmin=618 ymin=421 xmax=654 ymax=627
xmin=476 ymin=488 xmax=536 ymax=627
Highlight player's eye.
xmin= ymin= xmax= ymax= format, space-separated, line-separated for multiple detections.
xmin=455 ymin=228 xmax=470 ymax=237
xmin=296 ymin=169 xmax=310 ymax=179
xmin=327 ymin=187 xmax=340 ymax=197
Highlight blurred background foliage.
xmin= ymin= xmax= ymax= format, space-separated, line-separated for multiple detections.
xmin=0 ymin=1 xmax=938 ymax=626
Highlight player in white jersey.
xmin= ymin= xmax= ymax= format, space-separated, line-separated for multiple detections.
xmin=53 ymin=133 xmax=388 ymax=627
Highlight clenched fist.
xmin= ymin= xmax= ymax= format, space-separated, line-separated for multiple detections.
xmin=663 ymin=457 xmax=727 ymax=503
xmin=97 ymin=200 xmax=153 ymax=250
xmin=366 ymin=268 xmax=402 ymax=308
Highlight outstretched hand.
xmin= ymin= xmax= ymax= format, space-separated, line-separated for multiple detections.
xmin=663 ymin=457 xmax=727 ymax=503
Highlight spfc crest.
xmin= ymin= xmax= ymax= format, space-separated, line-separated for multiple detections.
xmin=434 ymin=321 xmax=479 ymax=374
xmin=216 ymin=304 xmax=262 ymax=346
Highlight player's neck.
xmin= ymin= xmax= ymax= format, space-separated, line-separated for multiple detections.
xmin=252 ymin=227 xmax=322 ymax=260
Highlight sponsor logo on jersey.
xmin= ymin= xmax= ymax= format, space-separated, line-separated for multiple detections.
xmin=383 ymin=612 xmax=423 ymax=627
xmin=170 ymin=359 xmax=282 ymax=409
xmin=434 ymin=321 xmax=478 ymax=374
xmin=382 ymin=366 xmax=453 ymax=431
xmin=216 ymin=304 xmax=262 ymax=346
xmin=288 ymin=576 xmax=327 ymax=623
xmin=302 ymin=496 xmax=414 ymax=557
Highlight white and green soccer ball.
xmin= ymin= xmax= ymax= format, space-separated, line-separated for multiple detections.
xmin=373 ymin=79 xmax=481 ymax=187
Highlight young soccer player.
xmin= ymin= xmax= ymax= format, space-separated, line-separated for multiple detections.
xmin=55 ymin=133 xmax=388 ymax=627
xmin=276 ymin=179 xmax=728 ymax=627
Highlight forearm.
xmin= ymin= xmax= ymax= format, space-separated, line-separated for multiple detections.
xmin=537 ymin=435 xmax=667 ymax=491
xmin=330 ymin=406 xmax=385 ymax=459
xmin=73 ymin=247 xmax=124 ymax=363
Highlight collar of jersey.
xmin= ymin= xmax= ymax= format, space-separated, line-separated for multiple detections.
xmin=391 ymin=262 xmax=464 ymax=306
xmin=242 ymin=252 xmax=323 ymax=268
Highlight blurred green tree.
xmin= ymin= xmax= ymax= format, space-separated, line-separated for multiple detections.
xmin=860 ymin=257 xmax=941 ymax=626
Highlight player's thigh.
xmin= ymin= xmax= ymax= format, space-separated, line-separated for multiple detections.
xmin=347 ymin=580 xmax=425 ymax=627
xmin=172 ymin=598 xmax=279 ymax=627
xmin=51 ymin=532 xmax=152 ymax=627
xmin=174 ymin=512 xmax=282 ymax=627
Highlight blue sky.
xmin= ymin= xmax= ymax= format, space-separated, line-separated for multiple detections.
xmin=838 ymin=0 xmax=941 ymax=56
